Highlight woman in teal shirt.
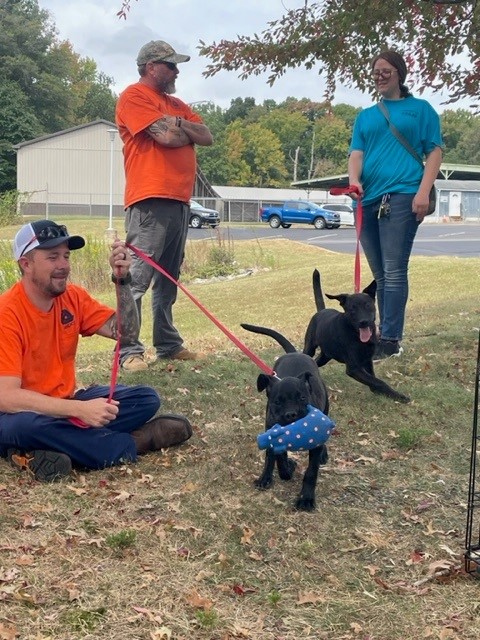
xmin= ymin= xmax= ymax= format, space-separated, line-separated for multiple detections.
xmin=348 ymin=50 xmax=443 ymax=360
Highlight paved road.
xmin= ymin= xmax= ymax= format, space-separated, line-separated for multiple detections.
xmin=190 ymin=223 xmax=480 ymax=258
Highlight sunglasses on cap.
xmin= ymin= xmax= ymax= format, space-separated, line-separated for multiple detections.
xmin=19 ymin=224 xmax=68 ymax=259
xmin=153 ymin=60 xmax=178 ymax=71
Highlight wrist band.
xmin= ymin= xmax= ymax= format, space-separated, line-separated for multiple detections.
xmin=111 ymin=272 xmax=132 ymax=285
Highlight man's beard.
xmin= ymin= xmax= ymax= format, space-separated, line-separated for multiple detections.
xmin=164 ymin=80 xmax=176 ymax=95
xmin=33 ymin=274 xmax=68 ymax=298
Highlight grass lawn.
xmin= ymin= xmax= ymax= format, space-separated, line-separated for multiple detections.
xmin=1 ymin=221 xmax=480 ymax=640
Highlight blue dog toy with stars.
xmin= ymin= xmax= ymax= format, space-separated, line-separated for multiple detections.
xmin=257 ymin=405 xmax=335 ymax=455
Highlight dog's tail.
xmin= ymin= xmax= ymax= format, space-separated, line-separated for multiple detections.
xmin=241 ymin=323 xmax=297 ymax=353
xmin=312 ymin=269 xmax=326 ymax=311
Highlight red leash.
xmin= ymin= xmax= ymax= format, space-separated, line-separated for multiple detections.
xmin=69 ymin=250 xmax=123 ymax=428
xmin=330 ymin=185 xmax=363 ymax=293
xmin=125 ymin=242 xmax=275 ymax=376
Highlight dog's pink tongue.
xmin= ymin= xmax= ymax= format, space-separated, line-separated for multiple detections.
xmin=359 ymin=327 xmax=372 ymax=343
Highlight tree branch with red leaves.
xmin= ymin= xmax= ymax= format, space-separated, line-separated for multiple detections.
xmin=118 ymin=0 xmax=479 ymax=107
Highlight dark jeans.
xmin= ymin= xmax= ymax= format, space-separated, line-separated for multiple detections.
xmin=122 ymin=198 xmax=190 ymax=361
xmin=0 ymin=384 xmax=160 ymax=469
xmin=359 ymin=193 xmax=420 ymax=342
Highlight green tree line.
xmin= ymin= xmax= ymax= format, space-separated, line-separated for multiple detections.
xmin=2 ymin=0 xmax=479 ymax=195
xmin=194 ymin=98 xmax=480 ymax=187
xmin=0 ymin=0 xmax=117 ymax=192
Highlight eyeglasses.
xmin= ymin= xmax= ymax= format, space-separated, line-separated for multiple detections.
xmin=153 ymin=60 xmax=177 ymax=71
xmin=372 ymin=69 xmax=396 ymax=80
xmin=20 ymin=224 xmax=68 ymax=258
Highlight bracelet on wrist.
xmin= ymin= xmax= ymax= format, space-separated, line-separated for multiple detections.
xmin=111 ymin=272 xmax=132 ymax=286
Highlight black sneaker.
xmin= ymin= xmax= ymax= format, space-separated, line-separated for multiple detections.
xmin=373 ymin=339 xmax=404 ymax=362
xmin=7 ymin=449 xmax=72 ymax=482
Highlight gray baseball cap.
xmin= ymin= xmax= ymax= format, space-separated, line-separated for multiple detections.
xmin=136 ymin=40 xmax=190 ymax=66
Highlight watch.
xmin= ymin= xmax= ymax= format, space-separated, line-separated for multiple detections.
xmin=111 ymin=272 xmax=132 ymax=285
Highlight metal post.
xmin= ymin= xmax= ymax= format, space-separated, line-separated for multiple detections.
xmin=107 ymin=129 xmax=117 ymax=236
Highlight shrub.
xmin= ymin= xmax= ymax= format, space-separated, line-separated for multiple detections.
xmin=0 ymin=190 xmax=25 ymax=228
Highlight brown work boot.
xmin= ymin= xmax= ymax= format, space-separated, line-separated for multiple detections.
xmin=131 ymin=414 xmax=192 ymax=454
xmin=122 ymin=355 xmax=148 ymax=371
xmin=160 ymin=348 xmax=204 ymax=361
xmin=8 ymin=449 xmax=72 ymax=482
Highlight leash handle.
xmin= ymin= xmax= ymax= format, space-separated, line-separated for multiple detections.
xmin=329 ymin=186 xmax=363 ymax=293
xmin=126 ymin=243 xmax=275 ymax=376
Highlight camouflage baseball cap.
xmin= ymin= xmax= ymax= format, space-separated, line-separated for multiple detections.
xmin=136 ymin=40 xmax=190 ymax=66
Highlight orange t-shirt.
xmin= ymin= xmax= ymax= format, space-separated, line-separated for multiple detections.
xmin=0 ymin=282 xmax=114 ymax=399
xmin=115 ymin=83 xmax=204 ymax=208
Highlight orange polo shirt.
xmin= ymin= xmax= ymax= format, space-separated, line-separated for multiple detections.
xmin=0 ymin=282 xmax=113 ymax=399
xmin=116 ymin=83 xmax=203 ymax=207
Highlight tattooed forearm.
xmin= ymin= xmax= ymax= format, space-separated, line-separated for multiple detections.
xmin=110 ymin=285 xmax=140 ymax=345
xmin=148 ymin=117 xmax=190 ymax=147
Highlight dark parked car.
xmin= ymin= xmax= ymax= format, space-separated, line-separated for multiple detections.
xmin=259 ymin=200 xmax=341 ymax=229
xmin=189 ymin=200 xmax=220 ymax=229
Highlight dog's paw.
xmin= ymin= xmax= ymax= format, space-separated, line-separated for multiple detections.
xmin=295 ymin=495 xmax=316 ymax=512
xmin=278 ymin=458 xmax=297 ymax=481
xmin=254 ymin=476 xmax=273 ymax=490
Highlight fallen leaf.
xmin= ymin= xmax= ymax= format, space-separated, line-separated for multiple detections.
xmin=364 ymin=564 xmax=380 ymax=576
xmin=240 ymin=526 xmax=254 ymax=545
xmin=427 ymin=559 xmax=454 ymax=576
xmin=150 ymin=627 xmax=172 ymax=640
xmin=406 ymin=550 xmax=425 ymax=565
xmin=416 ymin=500 xmax=435 ymax=513
xmin=67 ymin=587 xmax=80 ymax=601
xmin=13 ymin=587 xmax=36 ymax=604
xmin=184 ymin=589 xmax=213 ymax=610
xmin=113 ymin=490 xmax=132 ymax=502
xmin=15 ymin=555 xmax=35 ymax=566
xmin=176 ymin=387 xmax=190 ymax=395
xmin=297 ymin=591 xmax=326 ymax=605
xmin=0 ymin=622 xmax=18 ymax=640
xmin=132 ymin=605 xmax=158 ymax=621
xmin=181 ymin=482 xmax=198 ymax=493
xmin=354 ymin=455 xmax=377 ymax=464
xmin=423 ymin=520 xmax=445 ymax=536
xmin=67 ymin=485 xmax=88 ymax=496
xmin=21 ymin=515 xmax=42 ymax=528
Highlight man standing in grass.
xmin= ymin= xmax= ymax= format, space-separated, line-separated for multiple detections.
xmin=116 ymin=39 xmax=213 ymax=372
xmin=0 ymin=220 xmax=192 ymax=482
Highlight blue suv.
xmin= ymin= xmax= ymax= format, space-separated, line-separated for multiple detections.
xmin=259 ymin=200 xmax=341 ymax=229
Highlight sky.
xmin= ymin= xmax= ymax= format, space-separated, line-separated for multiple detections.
xmin=40 ymin=0 xmax=469 ymax=114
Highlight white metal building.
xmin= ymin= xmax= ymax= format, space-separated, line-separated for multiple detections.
xmin=14 ymin=121 xmax=480 ymax=224
xmin=15 ymin=120 xmax=125 ymax=218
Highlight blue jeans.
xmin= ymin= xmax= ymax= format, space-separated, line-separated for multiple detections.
xmin=122 ymin=198 xmax=190 ymax=362
xmin=359 ymin=193 xmax=420 ymax=342
xmin=0 ymin=385 xmax=160 ymax=469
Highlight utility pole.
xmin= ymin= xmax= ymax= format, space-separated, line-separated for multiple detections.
xmin=308 ymin=129 xmax=316 ymax=180
xmin=289 ymin=146 xmax=300 ymax=182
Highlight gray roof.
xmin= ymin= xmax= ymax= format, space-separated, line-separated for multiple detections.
xmin=292 ymin=163 xmax=480 ymax=190
xmin=212 ymin=185 xmax=344 ymax=202
xmin=13 ymin=119 xmax=116 ymax=150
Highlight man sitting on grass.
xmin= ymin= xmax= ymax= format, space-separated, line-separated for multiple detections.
xmin=0 ymin=219 xmax=192 ymax=482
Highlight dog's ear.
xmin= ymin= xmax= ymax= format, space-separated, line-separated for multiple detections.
xmin=297 ymin=371 xmax=313 ymax=395
xmin=325 ymin=292 xmax=348 ymax=308
xmin=363 ymin=280 xmax=377 ymax=299
xmin=257 ymin=374 xmax=273 ymax=393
